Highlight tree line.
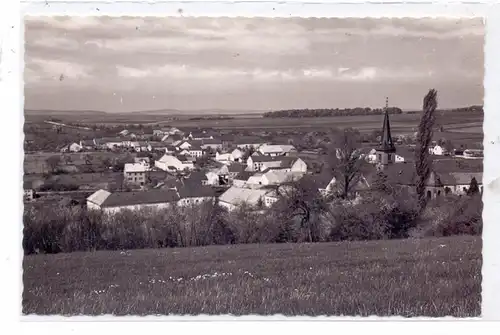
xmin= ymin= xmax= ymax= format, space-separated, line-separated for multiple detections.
xmin=263 ymin=107 xmax=403 ymax=118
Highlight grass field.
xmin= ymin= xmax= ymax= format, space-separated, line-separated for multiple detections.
xmin=22 ymin=236 xmax=481 ymax=316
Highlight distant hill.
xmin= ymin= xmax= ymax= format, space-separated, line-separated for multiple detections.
xmin=25 ymin=109 xmax=107 ymax=115
xmin=128 ymin=109 xmax=267 ymax=116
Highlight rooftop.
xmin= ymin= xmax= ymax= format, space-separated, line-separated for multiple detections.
xmin=101 ymin=189 xmax=180 ymax=207
xmin=124 ymin=163 xmax=147 ymax=173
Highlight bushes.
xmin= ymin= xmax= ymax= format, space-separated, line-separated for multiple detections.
xmin=23 ymin=191 xmax=482 ymax=255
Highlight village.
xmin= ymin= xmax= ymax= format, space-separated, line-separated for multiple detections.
xmin=23 ymin=104 xmax=484 ymax=214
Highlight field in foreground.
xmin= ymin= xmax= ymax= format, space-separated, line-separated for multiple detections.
xmin=23 ymin=236 xmax=481 ymax=317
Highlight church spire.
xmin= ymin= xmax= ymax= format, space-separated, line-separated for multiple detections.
xmin=379 ymin=97 xmax=396 ymax=153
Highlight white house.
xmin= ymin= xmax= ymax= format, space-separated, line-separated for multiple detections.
xmin=258 ymin=144 xmax=297 ymax=156
xmin=155 ymin=154 xmax=195 ymax=172
xmin=133 ymin=157 xmax=151 ymax=170
xmin=429 ymin=145 xmax=448 ymax=156
xmin=60 ymin=142 xmax=82 ymax=153
xmin=124 ymin=163 xmax=147 ymax=186
xmin=230 ymin=148 xmax=244 ymax=162
xmin=188 ymin=145 xmax=204 ymax=158
xmin=176 ymin=141 xmax=192 ymax=150
xmin=215 ymin=152 xmax=233 ymax=165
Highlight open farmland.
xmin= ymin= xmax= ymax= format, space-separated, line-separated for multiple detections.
xmin=24 ymin=110 xmax=483 ymax=133
xmin=23 ymin=236 xmax=481 ymax=316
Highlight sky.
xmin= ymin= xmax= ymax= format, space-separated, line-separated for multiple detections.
xmin=24 ymin=17 xmax=484 ymax=113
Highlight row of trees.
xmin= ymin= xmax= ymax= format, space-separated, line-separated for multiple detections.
xmin=22 ymin=181 xmax=482 ymax=255
xmin=263 ymin=107 xmax=403 ymax=118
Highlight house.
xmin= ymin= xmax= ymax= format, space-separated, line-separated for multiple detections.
xmin=86 ymin=189 xmax=112 ymax=211
xmin=230 ymin=148 xmax=244 ymax=162
xmin=201 ymin=138 xmax=223 ymax=151
xmin=176 ymin=141 xmax=192 ymax=151
xmin=215 ymin=152 xmax=233 ymax=165
xmin=261 ymin=170 xmax=304 ymax=186
xmin=188 ymin=145 xmax=204 ymax=158
xmin=118 ymin=129 xmax=129 ymax=136
xmin=177 ymin=185 xmax=216 ymax=206
xmin=447 ymin=172 xmax=483 ymax=195
xmin=463 ymin=149 xmax=483 ymax=159
xmin=234 ymin=136 xmax=267 ymax=150
xmin=188 ymin=131 xmax=214 ymax=141
xmin=218 ymin=186 xmax=274 ymax=211
xmin=79 ymin=140 xmax=96 ymax=150
xmin=161 ymin=133 xmax=183 ymax=144
xmin=232 ymin=171 xmax=254 ymax=187
xmin=429 ymin=145 xmax=449 ymax=156
xmin=23 ymin=181 xmax=35 ymax=202
xmin=149 ymin=142 xmax=167 ymax=152
xmin=227 ymin=163 xmax=246 ymax=179
xmin=384 ymin=164 xmax=483 ymax=198
xmin=87 ymin=189 xmax=180 ymax=214
xmin=124 ymin=163 xmax=147 ymax=186
xmin=96 ymin=137 xmax=124 ymax=150
xmin=60 ymin=142 xmax=82 ymax=153
xmin=134 ymin=157 xmax=151 ymax=170
xmin=246 ymin=155 xmax=278 ymax=171
xmin=246 ymin=173 xmax=265 ymax=187
xmin=155 ymin=154 xmax=195 ymax=172
xmin=258 ymin=144 xmax=297 ymax=157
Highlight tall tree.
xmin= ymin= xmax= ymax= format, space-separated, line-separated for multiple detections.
xmin=467 ymin=177 xmax=480 ymax=196
xmin=415 ymin=89 xmax=438 ymax=210
xmin=326 ymin=128 xmax=367 ymax=199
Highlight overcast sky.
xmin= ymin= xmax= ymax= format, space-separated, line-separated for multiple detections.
xmin=24 ymin=17 xmax=484 ymax=112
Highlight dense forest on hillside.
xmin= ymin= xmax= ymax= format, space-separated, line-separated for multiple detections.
xmin=263 ymin=107 xmax=403 ymax=118
xmin=263 ymin=105 xmax=483 ymax=118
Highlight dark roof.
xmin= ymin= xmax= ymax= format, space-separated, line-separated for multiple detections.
xmin=186 ymin=170 xmax=208 ymax=182
xmin=97 ymin=137 xmax=123 ymax=144
xmin=177 ymin=155 xmax=189 ymax=162
xmin=279 ymin=156 xmax=299 ymax=168
xmin=234 ymin=171 xmax=253 ymax=180
xmin=177 ymin=185 xmax=215 ymax=198
xmin=249 ymin=155 xmax=280 ymax=163
xmin=228 ymin=163 xmax=246 ymax=173
xmin=234 ymin=136 xmax=265 ymax=145
xmin=202 ymin=138 xmax=222 ymax=145
xmin=101 ymin=189 xmax=180 ymax=207
xmin=301 ymin=173 xmax=334 ymax=189
xmin=149 ymin=141 xmax=165 ymax=148
xmin=189 ymin=145 xmax=203 ymax=151
xmin=378 ymin=108 xmax=396 ymax=153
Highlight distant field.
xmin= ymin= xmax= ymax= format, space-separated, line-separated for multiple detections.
xmin=23 ymin=236 xmax=481 ymax=316
xmin=24 ymin=111 xmax=483 ymax=132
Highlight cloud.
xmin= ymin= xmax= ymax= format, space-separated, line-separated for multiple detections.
xmin=27 ymin=58 xmax=92 ymax=82
xmin=115 ymin=64 xmax=432 ymax=83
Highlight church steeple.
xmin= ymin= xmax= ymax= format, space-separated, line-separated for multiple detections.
xmin=379 ymin=97 xmax=396 ymax=153
xmin=375 ymin=97 xmax=396 ymax=169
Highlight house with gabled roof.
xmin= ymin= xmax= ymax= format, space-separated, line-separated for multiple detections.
xmin=218 ymin=186 xmax=276 ymax=211
xmin=258 ymin=144 xmax=297 ymax=157
xmin=155 ymin=154 xmax=195 ymax=172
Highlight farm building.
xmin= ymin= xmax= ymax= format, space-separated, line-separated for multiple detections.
xmin=218 ymin=186 xmax=277 ymax=211
xmin=124 ymin=163 xmax=147 ymax=186
xmin=258 ymin=144 xmax=297 ymax=157
xmin=155 ymin=154 xmax=195 ymax=172
xmin=86 ymin=189 xmax=180 ymax=214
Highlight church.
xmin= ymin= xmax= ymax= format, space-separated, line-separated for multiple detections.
xmin=372 ymin=98 xmax=483 ymax=198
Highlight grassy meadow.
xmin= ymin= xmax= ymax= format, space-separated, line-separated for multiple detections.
xmin=23 ymin=236 xmax=481 ymax=316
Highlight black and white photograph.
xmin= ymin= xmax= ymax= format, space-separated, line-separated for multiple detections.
xmin=22 ymin=16 xmax=484 ymax=317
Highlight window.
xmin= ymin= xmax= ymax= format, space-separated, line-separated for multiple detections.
xmin=426 ymin=190 xmax=432 ymax=199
